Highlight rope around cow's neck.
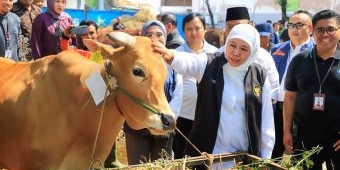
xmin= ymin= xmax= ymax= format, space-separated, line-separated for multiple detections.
xmin=88 ymin=61 xmax=164 ymax=169
xmin=103 ymin=60 xmax=207 ymax=157
xmin=88 ymin=83 xmax=111 ymax=169
xmin=103 ymin=61 xmax=212 ymax=166
xmin=88 ymin=61 xmax=213 ymax=169
xmin=115 ymin=86 xmax=161 ymax=115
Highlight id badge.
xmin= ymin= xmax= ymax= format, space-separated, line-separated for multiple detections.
xmin=313 ymin=93 xmax=325 ymax=111
xmin=5 ymin=50 xmax=12 ymax=59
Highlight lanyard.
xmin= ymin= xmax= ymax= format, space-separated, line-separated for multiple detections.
xmin=0 ymin=16 xmax=9 ymax=49
xmin=313 ymin=49 xmax=335 ymax=93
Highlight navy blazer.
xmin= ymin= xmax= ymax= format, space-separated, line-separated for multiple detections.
xmin=271 ymin=39 xmax=314 ymax=83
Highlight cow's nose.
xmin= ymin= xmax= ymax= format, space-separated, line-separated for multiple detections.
xmin=160 ymin=114 xmax=175 ymax=131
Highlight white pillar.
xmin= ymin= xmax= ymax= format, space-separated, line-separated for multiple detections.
xmin=77 ymin=0 xmax=86 ymax=9
xmin=98 ymin=0 xmax=105 ymax=10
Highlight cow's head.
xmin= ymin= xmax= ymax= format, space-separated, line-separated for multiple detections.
xmin=83 ymin=32 xmax=175 ymax=135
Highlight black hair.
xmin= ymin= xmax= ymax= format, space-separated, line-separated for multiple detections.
xmin=79 ymin=20 xmax=98 ymax=31
xmin=161 ymin=12 xmax=177 ymax=27
xmin=181 ymin=12 xmax=206 ymax=32
xmin=292 ymin=10 xmax=313 ymax=20
xmin=312 ymin=9 xmax=340 ymax=27
xmin=76 ymin=20 xmax=98 ymax=50
xmin=278 ymin=20 xmax=285 ymax=25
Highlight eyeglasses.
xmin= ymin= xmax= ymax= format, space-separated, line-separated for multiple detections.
xmin=314 ymin=27 xmax=340 ymax=35
xmin=145 ymin=32 xmax=164 ymax=38
xmin=287 ymin=23 xmax=306 ymax=30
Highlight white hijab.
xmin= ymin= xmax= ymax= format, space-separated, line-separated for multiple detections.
xmin=224 ymin=24 xmax=260 ymax=83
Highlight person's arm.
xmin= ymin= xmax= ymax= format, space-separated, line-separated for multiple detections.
xmin=168 ymin=73 xmax=183 ymax=118
xmin=60 ymin=26 xmax=72 ymax=51
xmin=31 ymin=14 xmax=44 ymax=59
xmin=16 ymin=16 xmax=21 ymax=60
xmin=283 ymin=90 xmax=297 ymax=153
xmin=260 ymin=78 xmax=275 ymax=158
xmin=60 ymin=36 xmax=71 ymax=51
xmin=282 ymin=50 xmax=300 ymax=153
xmin=152 ymin=38 xmax=175 ymax=64
xmin=151 ymin=38 xmax=207 ymax=81
xmin=266 ymin=55 xmax=280 ymax=101
xmin=258 ymin=48 xmax=280 ymax=102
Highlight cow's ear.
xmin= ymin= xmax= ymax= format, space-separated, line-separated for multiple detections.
xmin=83 ymin=39 xmax=114 ymax=57
xmin=83 ymin=39 xmax=99 ymax=52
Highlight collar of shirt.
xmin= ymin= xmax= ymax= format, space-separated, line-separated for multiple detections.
xmin=182 ymin=40 xmax=211 ymax=53
xmin=289 ymin=37 xmax=311 ymax=58
xmin=333 ymin=43 xmax=340 ymax=59
xmin=216 ymin=45 xmax=225 ymax=53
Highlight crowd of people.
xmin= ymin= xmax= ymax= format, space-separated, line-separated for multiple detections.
xmin=0 ymin=0 xmax=339 ymax=169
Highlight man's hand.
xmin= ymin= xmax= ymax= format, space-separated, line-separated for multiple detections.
xmin=283 ymin=131 xmax=293 ymax=153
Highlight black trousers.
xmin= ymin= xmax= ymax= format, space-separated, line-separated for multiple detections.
xmin=173 ymin=117 xmax=193 ymax=159
xmin=294 ymin=127 xmax=340 ymax=170
xmin=104 ymin=142 xmax=118 ymax=167
xmin=272 ymin=102 xmax=285 ymax=159
xmin=125 ymin=131 xmax=173 ymax=165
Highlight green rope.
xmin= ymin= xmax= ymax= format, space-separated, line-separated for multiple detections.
xmin=116 ymin=86 xmax=161 ymax=115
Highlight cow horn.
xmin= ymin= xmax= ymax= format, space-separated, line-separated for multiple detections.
xmin=106 ymin=32 xmax=136 ymax=47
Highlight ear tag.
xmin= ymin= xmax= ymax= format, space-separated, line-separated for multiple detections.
xmin=85 ymin=71 xmax=109 ymax=105
xmin=90 ymin=50 xmax=103 ymax=64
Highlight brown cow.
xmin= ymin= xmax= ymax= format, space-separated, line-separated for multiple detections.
xmin=0 ymin=32 xmax=175 ymax=170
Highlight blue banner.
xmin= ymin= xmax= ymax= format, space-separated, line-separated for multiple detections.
xmin=42 ymin=7 xmax=186 ymax=39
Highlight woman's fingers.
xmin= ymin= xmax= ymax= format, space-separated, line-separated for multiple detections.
xmin=151 ymin=38 xmax=172 ymax=60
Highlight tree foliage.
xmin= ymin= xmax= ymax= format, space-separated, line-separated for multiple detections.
xmin=205 ymin=0 xmax=215 ymax=28
xmin=277 ymin=0 xmax=288 ymax=22
xmin=85 ymin=0 xmax=98 ymax=9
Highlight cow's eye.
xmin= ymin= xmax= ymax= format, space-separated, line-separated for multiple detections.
xmin=132 ymin=67 xmax=145 ymax=77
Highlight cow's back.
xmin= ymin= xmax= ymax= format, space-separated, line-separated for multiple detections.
xmin=0 ymin=34 xmax=176 ymax=170
xmin=0 ymin=52 xmax=122 ymax=169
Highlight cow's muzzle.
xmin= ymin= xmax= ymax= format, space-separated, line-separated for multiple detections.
xmin=160 ymin=114 xmax=176 ymax=131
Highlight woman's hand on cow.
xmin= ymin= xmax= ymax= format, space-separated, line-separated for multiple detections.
xmin=151 ymin=38 xmax=174 ymax=64
xmin=334 ymin=132 xmax=340 ymax=152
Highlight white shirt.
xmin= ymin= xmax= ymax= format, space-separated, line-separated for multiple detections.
xmin=217 ymin=46 xmax=280 ymax=101
xmin=175 ymin=41 xmax=217 ymax=120
xmin=168 ymin=72 xmax=183 ymax=118
xmin=171 ymin=51 xmax=275 ymax=160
